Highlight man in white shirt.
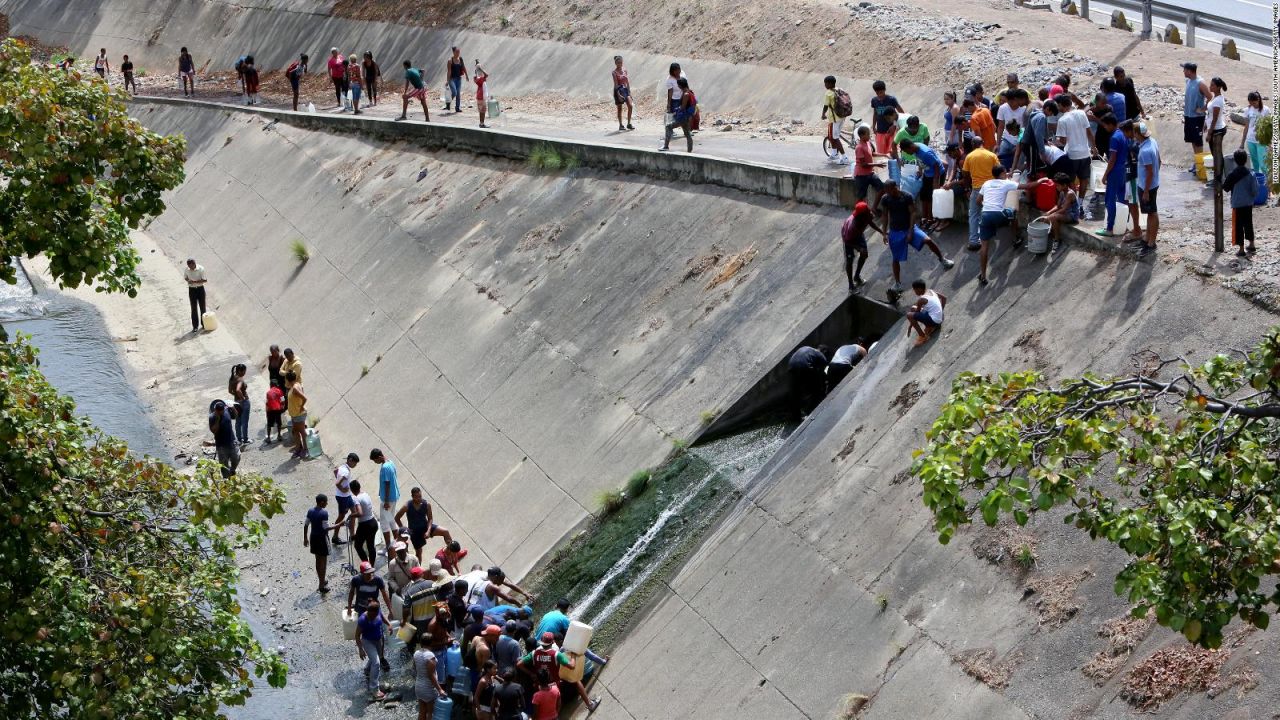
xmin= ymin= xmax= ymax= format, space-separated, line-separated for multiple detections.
xmin=332 ymin=452 xmax=360 ymax=545
xmin=1054 ymin=95 xmax=1094 ymax=207
xmin=183 ymin=258 xmax=207 ymax=333
xmin=906 ymin=279 xmax=946 ymax=347
xmin=975 ymin=165 xmax=1035 ymax=286
xmin=826 ymin=341 xmax=868 ymax=390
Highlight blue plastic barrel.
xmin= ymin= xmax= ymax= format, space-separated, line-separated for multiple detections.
xmin=434 ymin=694 xmax=454 ymax=720
xmin=1255 ymin=172 xmax=1270 ymax=206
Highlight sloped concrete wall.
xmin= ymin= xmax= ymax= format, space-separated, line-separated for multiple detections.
xmin=0 ymin=0 xmax=940 ymax=121
xmin=594 ymin=242 xmax=1280 ymax=718
xmin=131 ymin=101 xmax=851 ymax=577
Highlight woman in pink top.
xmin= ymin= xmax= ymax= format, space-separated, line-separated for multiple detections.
xmin=612 ymin=55 xmax=633 ymax=131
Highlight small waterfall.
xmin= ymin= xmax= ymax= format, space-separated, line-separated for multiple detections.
xmin=575 ymin=424 xmax=792 ymax=627
xmin=0 ymin=259 xmax=46 ymax=322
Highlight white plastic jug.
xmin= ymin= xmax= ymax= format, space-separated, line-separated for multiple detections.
xmin=306 ymin=102 xmax=316 ymax=114
xmin=342 ymin=609 xmax=359 ymax=640
xmin=562 ymin=620 xmax=593 ymax=655
xmin=391 ymin=592 xmax=404 ymax=621
xmin=932 ymin=188 xmax=954 ymax=219
xmin=1003 ymin=185 xmax=1021 ymax=212
xmin=1089 ymin=159 xmax=1106 ymax=194
xmin=200 ymin=311 xmax=218 ymax=331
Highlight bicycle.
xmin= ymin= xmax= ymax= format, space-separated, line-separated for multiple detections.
xmin=822 ymin=117 xmax=862 ymax=160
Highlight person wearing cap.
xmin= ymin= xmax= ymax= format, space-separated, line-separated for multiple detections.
xmin=435 ymin=540 xmax=469 ymax=575
xmin=1134 ymin=122 xmax=1161 ymax=258
xmin=402 ymin=566 xmax=441 ymax=640
xmin=370 ymin=449 xmax=401 ymax=556
xmin=388 ymin=540 xmax=421 ymax=595
xmin=396 ymin=486 xmax=453 ymax=562
xmin=356 ymin=600 xmax=388 ymax=701
xmin=520 ymin=632 xmax=601 ymax=712
xmin=840 ymin=200 xmax=883 ymax=292
xmin=472 ymin=624 xmax=500 ymax=680
xmin=331 ymin=452 xmax=360 ymax=545
xmin=1181 ymin=62 xmax=1210 ymax=168
xmin=348 ymin=560 xmax=392 ymax=617
xmin=327 ymin=47 xmax=346 ymax=108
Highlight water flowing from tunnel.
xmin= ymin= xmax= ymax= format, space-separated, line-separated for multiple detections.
xmin=576 ymin=424 xmax=792 ymax=627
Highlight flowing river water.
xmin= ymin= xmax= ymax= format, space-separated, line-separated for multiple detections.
xmin=2 ymin=262 xmax=318 ymax=720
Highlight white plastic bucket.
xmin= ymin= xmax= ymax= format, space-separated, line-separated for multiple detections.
xmin=1026 ymin=219 xmax=1052 ymax=254
xmin=342 ymin=609 xmax=359 ymax=640
xmin=562 ymin=620 xmax=593 ymax=655
xmin=1089 ymin=159 xmax=1106 ymax=194
xmin=932 ymin=188 xmax=954 ymax=219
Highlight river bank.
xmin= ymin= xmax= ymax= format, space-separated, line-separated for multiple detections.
xmin=24 ymin=231 xmax=409 ymax=720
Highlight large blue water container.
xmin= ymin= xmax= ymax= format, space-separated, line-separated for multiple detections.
xmin=888 ymin=158 xmax=901 ymax=184
xmin=445 ymin=644 xmax=463 ymax=679
xmin=433 ymin=694 xmax=454 ymax=720
xmin=1254 ymin=172 xmax=1270 ymax=206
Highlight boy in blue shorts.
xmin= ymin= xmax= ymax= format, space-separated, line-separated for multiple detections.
xmin=874 ymin=180 xmax=953 ymax=293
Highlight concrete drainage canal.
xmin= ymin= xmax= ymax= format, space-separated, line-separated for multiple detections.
xmin=526 ymin=293 xmax=901 ymax=653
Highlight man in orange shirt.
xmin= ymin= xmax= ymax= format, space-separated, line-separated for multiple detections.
xmin=964 ymin=98 xmax=997 ymax=151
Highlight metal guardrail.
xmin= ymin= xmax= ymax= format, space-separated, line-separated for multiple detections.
xmin=1071 ymin=0 xmax=1271 ymax=51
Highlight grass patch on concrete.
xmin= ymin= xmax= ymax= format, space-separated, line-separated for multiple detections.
xmin=526 ymin=142 xmax=578 ymax=172
xmin=524 ymin=451 xmax=738 ymax=653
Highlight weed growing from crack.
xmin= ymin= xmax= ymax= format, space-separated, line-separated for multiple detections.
xmin=290 ymin=238 xmax=310 ymax=263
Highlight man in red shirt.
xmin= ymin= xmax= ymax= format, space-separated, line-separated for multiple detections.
xmin=326 ymin=48 xmax=345 ymax=108
xmin=840 ymin=201 xmax=885 ymax=292
xmin=435 ymin=541 xmax=468 ymax=575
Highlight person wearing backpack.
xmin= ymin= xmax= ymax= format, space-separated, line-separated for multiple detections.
xmin=822 ymin=76 xmax=853 ymax=166
xmin=284 ymin=54 xmax=308 ymax=111
xmin=399 ymin=60 xmax=431 ymax=122
xmin=242 ymin=56 xmax=260 ymax=106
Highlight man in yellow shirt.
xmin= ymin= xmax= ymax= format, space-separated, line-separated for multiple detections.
xmin=281 ymin=348 xmax=302 ymax=392
xmin=286 ymin=371 xmax=308 ymax=459
xmin=961 ymin=136 xmax=999 ymax=251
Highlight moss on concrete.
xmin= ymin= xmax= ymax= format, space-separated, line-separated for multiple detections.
xmin=525 ymin=451 xmax=739 ymax=653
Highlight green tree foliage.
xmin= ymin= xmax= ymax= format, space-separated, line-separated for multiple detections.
xmin=0 ymin=337 xmax=288 ymax=718
xmin=0 ymin=38 xmax=185 ymax=296
xmin=915 ymin=329 xmax=1280 ymax=649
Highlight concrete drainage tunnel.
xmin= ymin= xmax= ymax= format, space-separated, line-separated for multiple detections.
xmin=11 ymin=1 xmax=1280 ymax=718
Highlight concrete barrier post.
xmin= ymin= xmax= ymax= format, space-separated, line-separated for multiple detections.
xmin=1079 ymin=0 xmax=1089 ymax=20
xmin=1140 ymin=0 xmax=1153 ymax=39
xmin=1185 ymin=12 xmax=1198 ymax=48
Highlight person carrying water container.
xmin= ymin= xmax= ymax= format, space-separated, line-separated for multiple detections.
xmin=661 ymin=77 xmax=697 ymax=153
xmin=520 ymin=632 xmax=601 ymax=712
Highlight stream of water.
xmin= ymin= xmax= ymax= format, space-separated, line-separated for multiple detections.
xmin=575 ymin=423 xmax=793 ymax=629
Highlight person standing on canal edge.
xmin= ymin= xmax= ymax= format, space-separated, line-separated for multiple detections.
xmin=183 ymin=258 xmax=206 ymax=333
xmin=178 ymin=46 xmax=195 ymax=96
xmin=445 ymin=46 xmax=468 ymax=113
xmin=613 ymin=55 xmax=634 ymax=131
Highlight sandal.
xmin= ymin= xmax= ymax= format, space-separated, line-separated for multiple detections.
xmin=1247 ymin=245 xmax=1257 ymax=254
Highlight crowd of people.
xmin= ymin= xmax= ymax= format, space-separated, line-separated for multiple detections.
xmin=190 ymin=260 xmax=609 ymax=717
xmin=829 ymin=60 xmax=1272 ymax=291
